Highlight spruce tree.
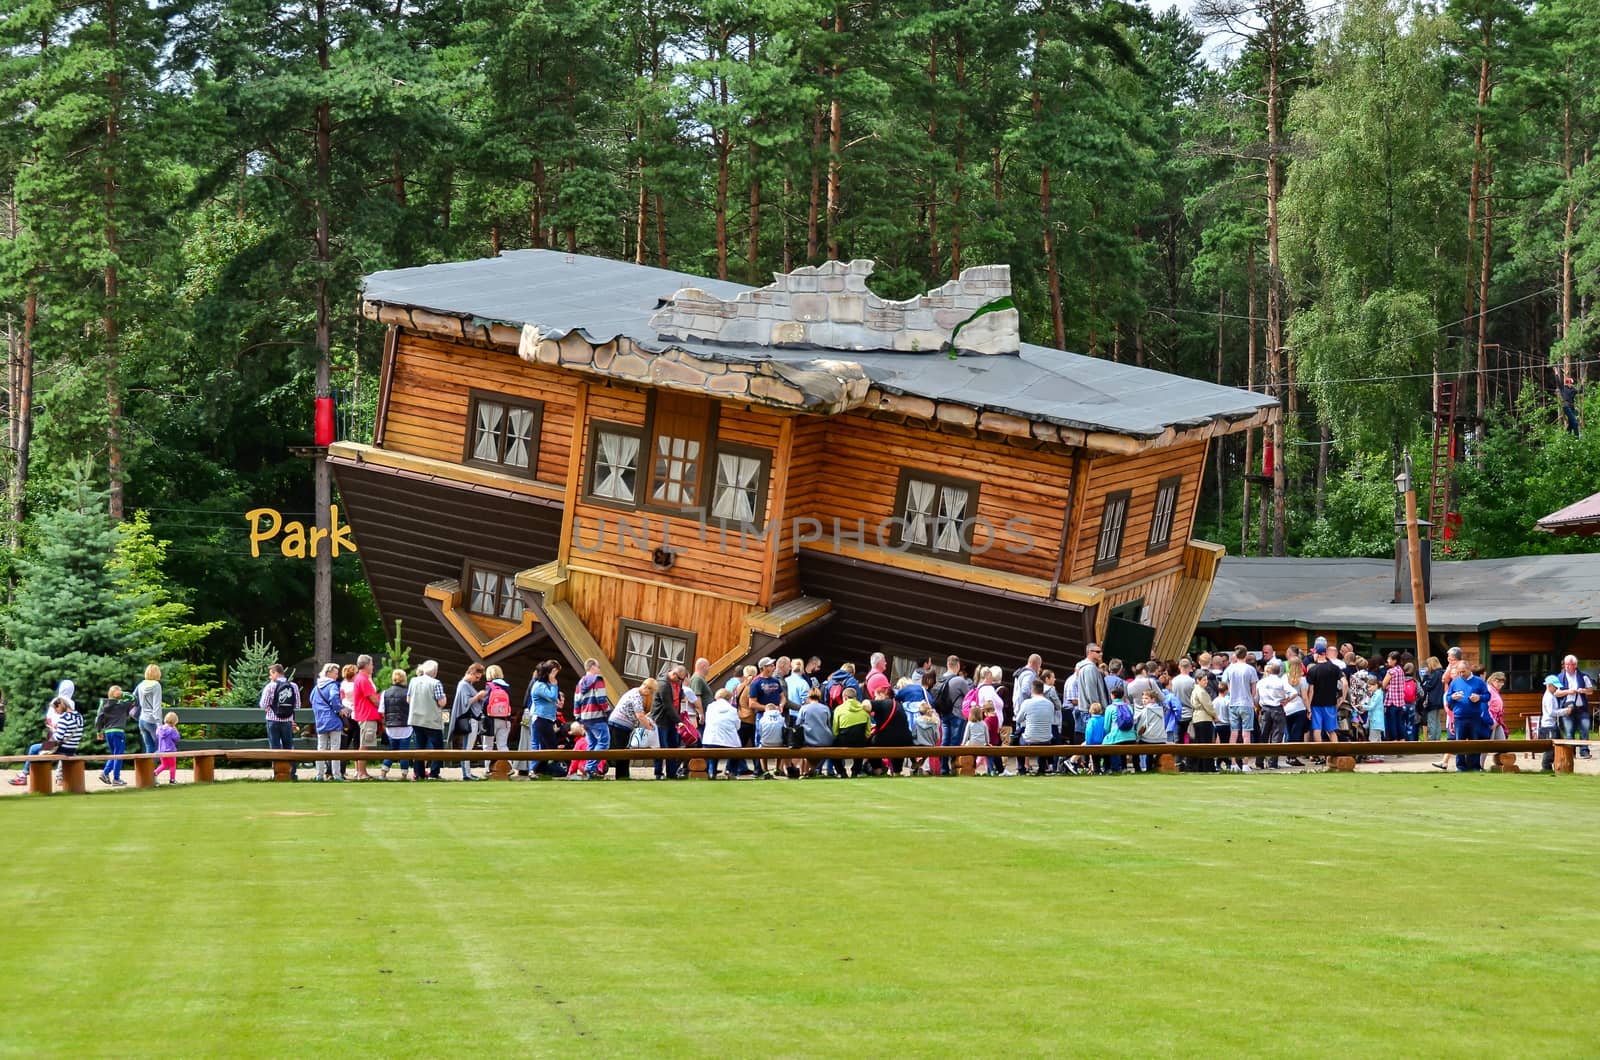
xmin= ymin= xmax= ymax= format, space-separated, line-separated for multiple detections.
xmin=217 ymin=630 xmax=283 ymax=711
xmin=0 ymin=464 xmax=151 ymax=753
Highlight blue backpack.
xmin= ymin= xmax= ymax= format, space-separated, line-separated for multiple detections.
xmin=1114 ymin=701 xmax=1135 ymax=732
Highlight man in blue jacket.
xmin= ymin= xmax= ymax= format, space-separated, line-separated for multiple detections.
xmin=1446 ymin=662 xmax=1493 ymax=772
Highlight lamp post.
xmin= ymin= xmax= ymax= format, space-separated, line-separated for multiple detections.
xmin=1395 ymin=454 xmax=1430 ymax=664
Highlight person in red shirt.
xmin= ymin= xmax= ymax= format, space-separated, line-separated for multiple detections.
xmin=351 ymin=654 xmax=383 ymax=780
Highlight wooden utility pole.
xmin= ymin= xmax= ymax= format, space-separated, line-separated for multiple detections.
xmin=312 ymin=0 xmax=334 ymax=664
xmin=1399 ymin=454 xmax=1429 ymax=664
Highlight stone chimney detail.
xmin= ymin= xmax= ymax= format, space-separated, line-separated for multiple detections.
xmin=649 ymin=259 xmax=1019 ymax=355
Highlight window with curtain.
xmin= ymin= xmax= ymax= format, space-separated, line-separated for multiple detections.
xmin=464 ymin=564 xmax=523 ymax=621
xmin=1095 ymin=491 xmax=1131 ymax=571
xmin=893 ymin=470 xmax=977 ymax=558
xmin=587 ymin=422 xmax=642 ymax=504
xmin=710 ymin=447 xmax=770 ymax=523
xmin=618 ymin=621 xmax=696 ymax=682
xmin=646 ymin=392 xmax=713 ymax=511
xmin=464 ymin=392 xmax=542 ymax=477
xmin=1147 ymin=476 xmax=1181 ymax=553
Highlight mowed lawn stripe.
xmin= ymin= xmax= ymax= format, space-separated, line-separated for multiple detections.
xmin=1 ymin=776 xmax=1595 ymax=1057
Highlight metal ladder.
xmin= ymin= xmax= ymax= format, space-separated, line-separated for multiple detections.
xmin=1427 ymin=380 xmax=1457 ymax=540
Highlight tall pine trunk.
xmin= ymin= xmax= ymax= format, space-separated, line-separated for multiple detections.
xmin=949 ymin=35 xmax=965 ymax=278
xmin=926 ymin=36 xmax=938 ymax=276
xmin=104 ymin=0 xmax=124 ymax=520
xmin=825 ymin=7 xmax=842 ymax=260
xmin=1243 ymin=246 xmax=1257 ymax=558
xmin=1265 ymin=21 xmax=1285 ymax=557
xmin=1465 ymin=22 xmax=1491 ymax=419
xmin=9 ymin=287 xmax=34 ymax=556
xmin=807 ymin=85 xmax=822 ymax=263
xmin=1560 ymin=69 xmax=1574 ymax=376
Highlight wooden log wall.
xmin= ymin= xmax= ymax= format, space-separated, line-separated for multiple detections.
xmin=384 ymin=332 xmax=578 ymax=487
xmin=1069 ymin=440 xmax=1208 ymax=589
xmin=565 ymin=569 xmax=751 ymax=667
xmin=785 ymin=412 xmax=1073 ymax=582
xmin=1099 ymin=570 xmax=1183 ymax=648
xmin=567 ymin=382 xmax=782 ymax=608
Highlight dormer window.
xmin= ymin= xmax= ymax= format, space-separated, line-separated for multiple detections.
xmin=645 ymin=392 xmax=714 ymax=512
xmin=464 ymin=391 xmax=542 ymax=477
xmin=463 ymin=562 xmax=523 ymax=621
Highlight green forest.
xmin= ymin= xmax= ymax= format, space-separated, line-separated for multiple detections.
xmin=2 ymin=0 xmax=1598 ymax=713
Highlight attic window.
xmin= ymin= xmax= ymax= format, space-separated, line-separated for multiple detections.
xmin=464 ymin=391 xmax=542 ymax=478
xmin=892 ymin=469 xmax=977 ymax=559
xmin=1146 ymin=476 xmax=1181 ymax=554
xmin=1094 ymin=490 xmax=1131 ymax=572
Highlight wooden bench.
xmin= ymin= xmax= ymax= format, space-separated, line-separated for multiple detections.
xmin=0 ymin=750 xmax=227 ymax=793
xmin=1551 ymin=740 xmax=1596 ymax=774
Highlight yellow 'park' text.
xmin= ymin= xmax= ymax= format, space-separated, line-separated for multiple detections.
xmin=245 ymin=506 xmax=358 ymax=558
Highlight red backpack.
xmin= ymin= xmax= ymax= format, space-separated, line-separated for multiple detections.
xmin=486 ymin=682 xmax=512 ymax=718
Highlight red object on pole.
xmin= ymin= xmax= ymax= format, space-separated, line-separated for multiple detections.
xmin=1262 ymin=438 xmax=1274 ymax=478
xmin=314 ymin=395 xmax=335 ymax=447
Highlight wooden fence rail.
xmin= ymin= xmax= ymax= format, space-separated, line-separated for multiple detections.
xmin=6 ymin=740 xmax=1588 ymax=794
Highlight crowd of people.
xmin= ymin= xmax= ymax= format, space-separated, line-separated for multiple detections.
xmin=8 ymin=639 xmax=1595 ymax=784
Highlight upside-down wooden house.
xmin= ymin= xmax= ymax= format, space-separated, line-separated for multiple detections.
xmin=333 ymin=251 xmax=1277 ymax=695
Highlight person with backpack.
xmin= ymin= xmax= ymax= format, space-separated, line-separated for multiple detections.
xmin=448 ymin=663 xmax=488 ymax=781
xmin=932 ymin=656 xmax=971 ymax=775
xmin=573 ymin=659 xmax=611 ymax=780
xmin=350 ymin=654 xmax=382 ymax=780
xmin=1103 ymin=688 xmax=1138 ymax=774
xmin=482 ymin=664 xmax=515 ymax=774
xmin=822 ymin=663 xmax=861 ymax=715
xmin=258 ymin=663 xmax=301 ymax=781
xmin=309 ymin=663 xmax=349 ymax=781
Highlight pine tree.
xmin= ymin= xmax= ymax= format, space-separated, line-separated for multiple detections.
xmin=217 ymin=630 xmax=284 ymax=711
xmin=110 ymin=510 xmax=224 ymax=688
xmin=0 ymin=463 xmax=151 ymax=753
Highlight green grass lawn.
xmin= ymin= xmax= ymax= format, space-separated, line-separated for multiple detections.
xmin=4 ymin=774 xmax=1597 ymax=1057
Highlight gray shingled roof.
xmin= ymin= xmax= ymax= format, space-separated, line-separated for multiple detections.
xmin=363 ymin=249 xmax=1277 ymax=439
xmin=1200 ymin=554 xmax=1600 ymax=632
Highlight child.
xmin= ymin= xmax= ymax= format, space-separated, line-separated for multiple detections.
xmin=1134 ymin=690 xmax=1168 ymax=773
xmin=983 ymin=698 xmax=1004 ymax=776
xmin=1103 ymin=692 xmax=1138 ymax=773
xmin=96 ymin=685 xmax=134 ymax=787
xmin=756 ymin=701 xmax=786 ymax=779
xmin=911 ymin=701 xmax=940 ymax=775
xmin=1539 ymin=673 xmax=1570 ymax=772
xmin=565 ymin=721 xmax=589 ymax=779
xmin=1365 ymin=683 xmax=1386 ymax=761
xmin=962 ymin=702 xmax=993 ymax=776
xmin=1083 ymin=702 xmax=1107 ymax=775
xmin=53 ymin=695 xmax=86 ymax=759
xmin=155 ymin=711 xmax=181 ymax=785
